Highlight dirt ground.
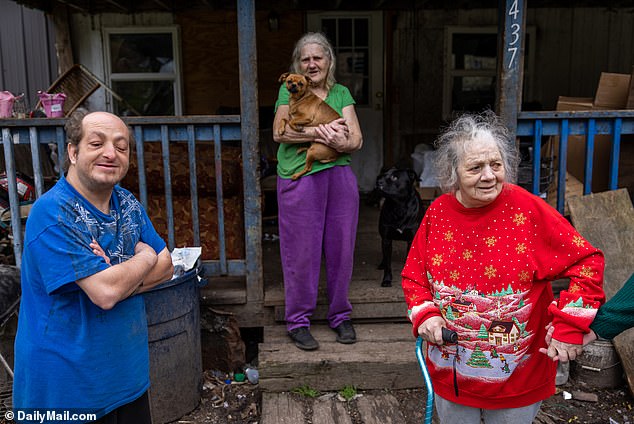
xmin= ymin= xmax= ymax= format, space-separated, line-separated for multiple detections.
xmin=177 ymin=369 xmax=634 ymax=424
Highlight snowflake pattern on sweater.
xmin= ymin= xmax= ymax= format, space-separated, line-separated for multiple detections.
xmin=401 ymin=184 xmax=605 ymax=408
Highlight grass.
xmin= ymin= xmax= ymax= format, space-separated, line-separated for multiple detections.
xmin=291 ymin=385 xmax=321 ymax=398
xmin=338 ymin=385 xmax=357 ymax=401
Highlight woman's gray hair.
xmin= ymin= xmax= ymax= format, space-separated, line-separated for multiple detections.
xmin=290 ymin=32 xmax=337 ymax=90
xmin=434 ymin=110 xmax=520 ymax=193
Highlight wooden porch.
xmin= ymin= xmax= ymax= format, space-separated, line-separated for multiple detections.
xmin=2 ymin=110 xmax=634 ymax=330
xmin=2 ymin=110 xmax=634 ymax=400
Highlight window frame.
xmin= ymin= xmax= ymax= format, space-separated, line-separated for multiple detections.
xmin=443 ymin=25 xmax=535 ymax=119
xmin=103 ymin=26 xmax=183 ymax=116
xmin=307 ymin=12 xmax=381 ymax=108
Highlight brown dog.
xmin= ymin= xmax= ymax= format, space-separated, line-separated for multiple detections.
xmin=277 ymin=72 xmax=341 ymax=180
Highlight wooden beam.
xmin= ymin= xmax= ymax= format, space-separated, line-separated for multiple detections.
xmin=104 ymin=0 xmax=130 ymax=13
xmin=236 ymin=0 xmax=264 ymax=306
xmin=496 ymin=0 xmax=527 ymax=138
xmin=51 ymin=3 xmax=74 ymax=75
xmin=55 ymin=0 xmax=88 ymax=14
xmin=151 ymin=0 xmax=172 ymax=11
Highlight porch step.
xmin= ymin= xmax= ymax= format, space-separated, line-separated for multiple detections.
xmin=258 ymin=323 xmax=422 ymax=392
xmin=260 ymin=391 xmax=423 ymax=424
xmin=264 ymin=277 xmax=409 ymax=323
xmin=271 ymin=301 xmax=406 ymax=322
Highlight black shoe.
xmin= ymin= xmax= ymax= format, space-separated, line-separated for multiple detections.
xmin=288 ymin=327 xmax=319 ymax=351
xmin=333 ymin=320 xmax=357 ymax=344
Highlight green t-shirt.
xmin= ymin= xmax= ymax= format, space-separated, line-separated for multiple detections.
xmin=274 ymin=83 xmax=355 ymax=179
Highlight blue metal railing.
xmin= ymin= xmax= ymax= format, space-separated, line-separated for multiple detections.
xmin=517 ymin=110 xmax=634 ymax=214
xmin=3 ymin=111 xmax=633 ymax=270
xmin=1 ymin=116 xmax=251 ymax=279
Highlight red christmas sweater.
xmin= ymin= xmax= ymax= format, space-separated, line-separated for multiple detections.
xmin=401 ymin=184 xmax=605 ymax=409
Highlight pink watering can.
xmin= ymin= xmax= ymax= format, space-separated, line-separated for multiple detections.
xmin=0 ymin=91 xmax=16 ymax=118
xmin=38 ymin=91 xmax=67 ymax=118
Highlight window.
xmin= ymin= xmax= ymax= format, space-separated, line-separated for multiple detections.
xmin=104 ymin=27 xmax=182 ymax=116
xmin=443 ymin=26 xmax=535 ymax=119
xmin=318 ymin=17 xmax=370 ymax=105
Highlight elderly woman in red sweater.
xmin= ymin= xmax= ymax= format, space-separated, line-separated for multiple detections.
xmin=401 ymin=110 xmax=605 ymax=423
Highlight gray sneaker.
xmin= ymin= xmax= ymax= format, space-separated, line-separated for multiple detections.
xmin=333 ymin=320 xmax=356 ymax=344
xmin=288 ymin=327 xmax=319 ymax=350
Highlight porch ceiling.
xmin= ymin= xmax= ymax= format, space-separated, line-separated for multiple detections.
xmin=11 ymin=0 xmax=633 ymax=15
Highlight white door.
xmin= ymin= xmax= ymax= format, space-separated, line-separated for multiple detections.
xmin=307 ymin=12 xmax=384 ymax=193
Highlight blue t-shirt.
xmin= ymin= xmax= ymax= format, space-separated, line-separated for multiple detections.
xmin=13 ymin=176 xmax=166 ymax=420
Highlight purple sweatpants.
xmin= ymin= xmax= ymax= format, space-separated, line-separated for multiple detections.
xmin=277 ymin=166 xmax=359 ymax=331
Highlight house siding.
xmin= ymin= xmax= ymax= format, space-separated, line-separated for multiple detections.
xmin=0 ymin=0 xmax=58 ymax=111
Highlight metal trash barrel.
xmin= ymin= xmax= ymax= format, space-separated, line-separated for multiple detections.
xmin=144 ymin=266 xmax=202 ymax=423
xmin=571 ymin=339 xmax=623 ymax=389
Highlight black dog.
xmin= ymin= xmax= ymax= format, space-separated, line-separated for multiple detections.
xmin=375 ymin=167 xmax=425 ymax=287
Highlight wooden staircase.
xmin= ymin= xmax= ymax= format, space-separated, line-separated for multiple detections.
xmin=258 ymin=202 xmax=423 ymax=392
xmin=258 ymin=322 xmax=421 ymax=392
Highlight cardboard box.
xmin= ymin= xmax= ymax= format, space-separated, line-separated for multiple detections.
xmin=593 ymin=72 xmax=631 ymax=109
xmin=416 ymin=186 xmax=442 ymax=201
xmin=627 ymin=66 xmax=634 ymax=109
xmin=547 ymin=72 xmax=630 ymax=196
xmin=554 ymin=96 xmax=613 ymax=193
xmin=557 ymin=96 xmax=593 ymax=111
xmin=546 ymin=172 xmax=584 ymax=216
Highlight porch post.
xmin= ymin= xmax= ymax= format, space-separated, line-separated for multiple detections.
xmin=51 ymin=3 xmax=74 ymax=74
xmin=496 ymin=0 xmax=527 ymax=138
xmin=237 ymin=0 xmax=264 ymax=306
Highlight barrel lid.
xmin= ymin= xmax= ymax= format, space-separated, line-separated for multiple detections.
xmin=145 ymin=261 xmax=200 ymax=293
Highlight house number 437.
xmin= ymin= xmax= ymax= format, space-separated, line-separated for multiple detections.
xmin=507 ymin=0 xmax=521 ymax=69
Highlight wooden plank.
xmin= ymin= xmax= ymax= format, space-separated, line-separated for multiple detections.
xmin=51 ymin=4 xmax=73 ymax=74
xmin=567 ymin=189 xmax=634 ymax=395
xmin=200 ymin=277 xmax=247 ymax=305
xmin=205 ymin=301 xmax=265 ymax=328
xmin=628 ymin=66 xmax=634 ymax=110
xmin=567 ymin=190 xmax=634 ymax=300
xmin=263 ymin=323 xmax=414 ymax=344
xmin=258 ymin=340 xmax=422 ymax=392
xmin=236 ymin=0 xmax=264 ymax=311
xmin=265 ymin=278 xmax=406 ymax=306
xmin=273 ymin=302 xmax=408 ymax=323
xmin=312 ymin=397 xmax=352 ymax=424
xmin=529 ymin=8 xmax=571 ymax=109
xmin=260 ymin=392 xmax=305 ymax=424
xmin=497 ymin=0 xmax=527 ymax=137
xmin=356 ymin=393 xmax=406 ymax=424
xmin=570 ymin=9 xmax=609 ymax=97
xmin=177 ymin=9 xmax=304 ymax=115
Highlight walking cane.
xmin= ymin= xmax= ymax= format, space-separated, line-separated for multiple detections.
xmin=415 ymin=328 xmax=458 ymax=424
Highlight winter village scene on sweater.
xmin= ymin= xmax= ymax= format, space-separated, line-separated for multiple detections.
xmin=413 ymin=270 xmax=599 ymax=380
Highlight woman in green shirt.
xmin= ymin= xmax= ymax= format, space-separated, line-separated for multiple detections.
xmin=586 ymin=272 xmax=634 ymax=342
xmin=272 ymin=32 xmax=363 ymax=351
